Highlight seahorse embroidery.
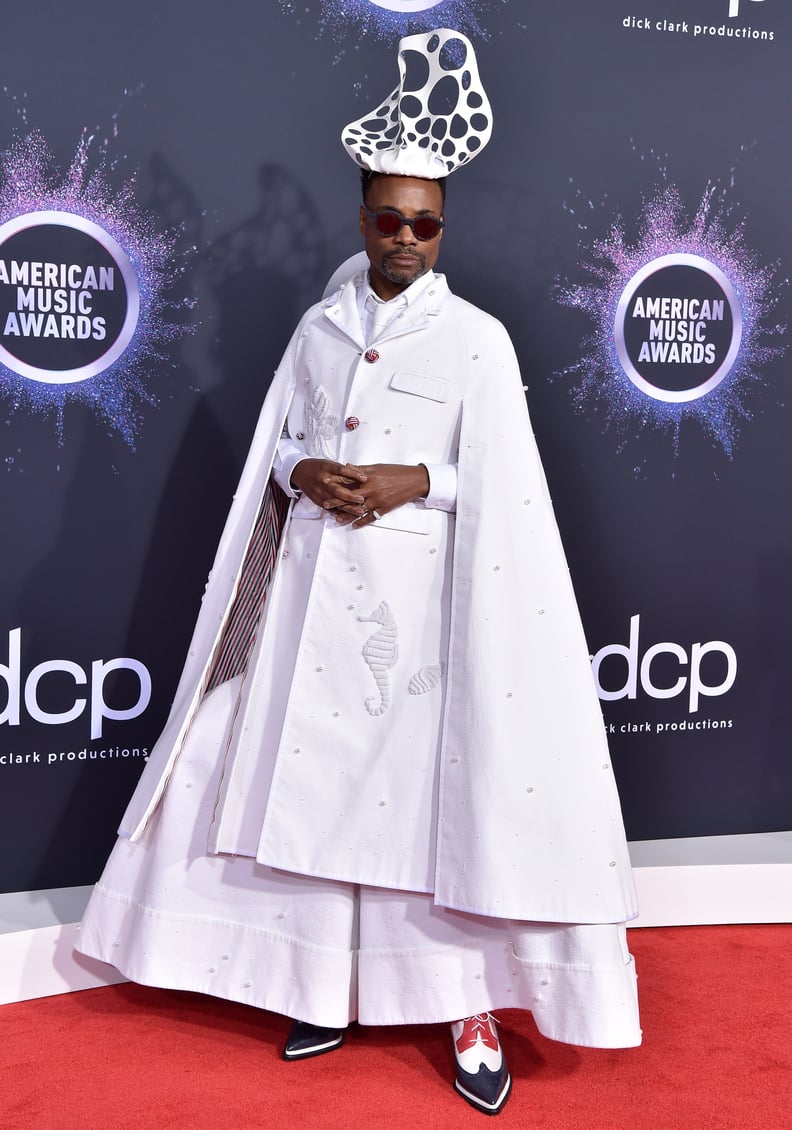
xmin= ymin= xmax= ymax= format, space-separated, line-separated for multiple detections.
xmin=408 ymin=663 xmax=444 ymax=696
xmin=304 ymin=384 xmax=338 ymax=459
xmin=358 ymin=601 xmax=399 ymax=717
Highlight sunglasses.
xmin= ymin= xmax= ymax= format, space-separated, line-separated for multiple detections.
xmin=363 ymin=206 xmax=445 ymax=242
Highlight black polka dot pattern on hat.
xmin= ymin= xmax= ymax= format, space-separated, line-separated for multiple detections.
xmin=342 ymin=29 xmax=493 ymax=176
xmin=400 ymin=50 xmax=431 ymax=92
xmin=439 ymin=38 xmax=467 ymax=71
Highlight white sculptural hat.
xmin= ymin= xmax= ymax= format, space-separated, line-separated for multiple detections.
xmin=341 ymin=28 xmax=493 ymax=179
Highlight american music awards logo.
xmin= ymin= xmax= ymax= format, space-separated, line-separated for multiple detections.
xmin=281 ymin=0 xmax=496 ymax=39
xmin=370 ymin=1 xmax=444 ymax=9
xmin=0 ymin=130 xmax=191 ymax=447
xmin=613 ymin=254 xmax=742 ymax=405
xmin=555 ymin=178 xmax=785 ymax=458
xmin=0 ymin=212 xmax=139 ymax=385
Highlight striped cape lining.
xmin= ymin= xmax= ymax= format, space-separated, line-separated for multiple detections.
xmin=205 ymin=480 xmax=290 ymax=691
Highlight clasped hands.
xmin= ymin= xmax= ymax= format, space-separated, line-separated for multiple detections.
xmin=290 ymin=459 xmax=430 ymax=528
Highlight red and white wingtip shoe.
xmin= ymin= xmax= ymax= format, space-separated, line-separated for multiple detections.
xmin=451 ymin=1013 xmax=512 ymax=1115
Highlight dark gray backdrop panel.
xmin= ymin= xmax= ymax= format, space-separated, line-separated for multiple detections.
xmin=0 ymin=0 xmax=787 ymax=891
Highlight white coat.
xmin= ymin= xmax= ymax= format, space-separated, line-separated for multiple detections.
xmin=120 ymin=271 xmax=638 ymax=926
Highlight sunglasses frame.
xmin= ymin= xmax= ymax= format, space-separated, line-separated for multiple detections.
xmin=363 ymin=205 xmax=445 ymax=242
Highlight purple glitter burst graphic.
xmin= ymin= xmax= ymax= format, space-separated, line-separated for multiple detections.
xmin=0 ymin=129 xmax=192 ymax=447
xmin=280 ymin=0 xmax=499 ymax=44
xmin=555 ymin=179 xmax=786 ymax=458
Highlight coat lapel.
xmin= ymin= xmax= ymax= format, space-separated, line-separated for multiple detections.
xmin=323 ymin=270 xmax=450 ymax=350
xmin=323 ymin=279 xmax=366 ymax=350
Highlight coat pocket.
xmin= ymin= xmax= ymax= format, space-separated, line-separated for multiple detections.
xmin=389 ymin=370 xmax=449 ymax=403
xmin=371 ymin=502 xmax=431 ymax=535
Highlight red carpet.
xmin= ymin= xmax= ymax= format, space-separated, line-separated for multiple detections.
xmin=2 ymin=925 xmax=791 ymax=1129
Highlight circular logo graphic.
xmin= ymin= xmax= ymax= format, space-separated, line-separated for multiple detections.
xmin=614 ymin=253 xmax=742 ymax=403
xmin=368 ymin=1 xmax=444 ymax=11
xmin=0 ymin=210 xmax=139 ymax=385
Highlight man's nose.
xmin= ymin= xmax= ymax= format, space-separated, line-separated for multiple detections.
xmin=394 ymin=220 xmax=416 ymax=243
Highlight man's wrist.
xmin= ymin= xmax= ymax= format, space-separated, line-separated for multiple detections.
xmin=417 ymin=463 xmax=457 ymax=511
xmin=284 ymin=453 xmax=309 ymax=497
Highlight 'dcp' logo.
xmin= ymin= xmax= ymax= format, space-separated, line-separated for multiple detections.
xmin=613 ymin=253 xmax=742 ymax=403
xmin=368 ymin=1 xmax=444 ymax=10
xmin=0 ymin=210 xmax=139 ymax=385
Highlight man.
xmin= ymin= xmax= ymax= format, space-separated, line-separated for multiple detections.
xmin=77 ymin=31 xmax=640 ymax=1117
xmin=287 ymin=173 xmax=446 ymax=529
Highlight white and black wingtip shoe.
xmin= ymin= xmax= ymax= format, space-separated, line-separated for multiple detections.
xmin=451 ymin=1013 xmax=512 ymax=1116
xmin=282 ymin=1020 xmax=347 ymax=1061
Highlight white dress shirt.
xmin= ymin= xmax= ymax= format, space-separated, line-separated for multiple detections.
xmin=273 ymin=270 xmax=458 ymax=511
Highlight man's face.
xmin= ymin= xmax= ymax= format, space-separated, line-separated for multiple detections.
xmin=359 ymin=175 xmax=444 ymax=301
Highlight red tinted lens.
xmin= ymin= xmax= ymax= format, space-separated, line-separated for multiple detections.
xmin=374 ymin=211 xmax=404 ymax=236
xmin=412 ymin=216 xmax=442 ymax=240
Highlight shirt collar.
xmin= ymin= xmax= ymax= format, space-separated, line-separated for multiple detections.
xmin=356 ymin=268 xmax=437 ymax=317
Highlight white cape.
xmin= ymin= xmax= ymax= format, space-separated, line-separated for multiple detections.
xmin=119 ymin=271 xmax=638 ymax=926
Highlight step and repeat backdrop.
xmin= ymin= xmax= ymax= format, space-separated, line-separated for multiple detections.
xmin=0 ymin=0 xmax=788 ymax=894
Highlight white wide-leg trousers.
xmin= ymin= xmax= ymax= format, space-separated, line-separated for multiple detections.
xmin=76 ymin=678 xmax=641 ymax=1048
